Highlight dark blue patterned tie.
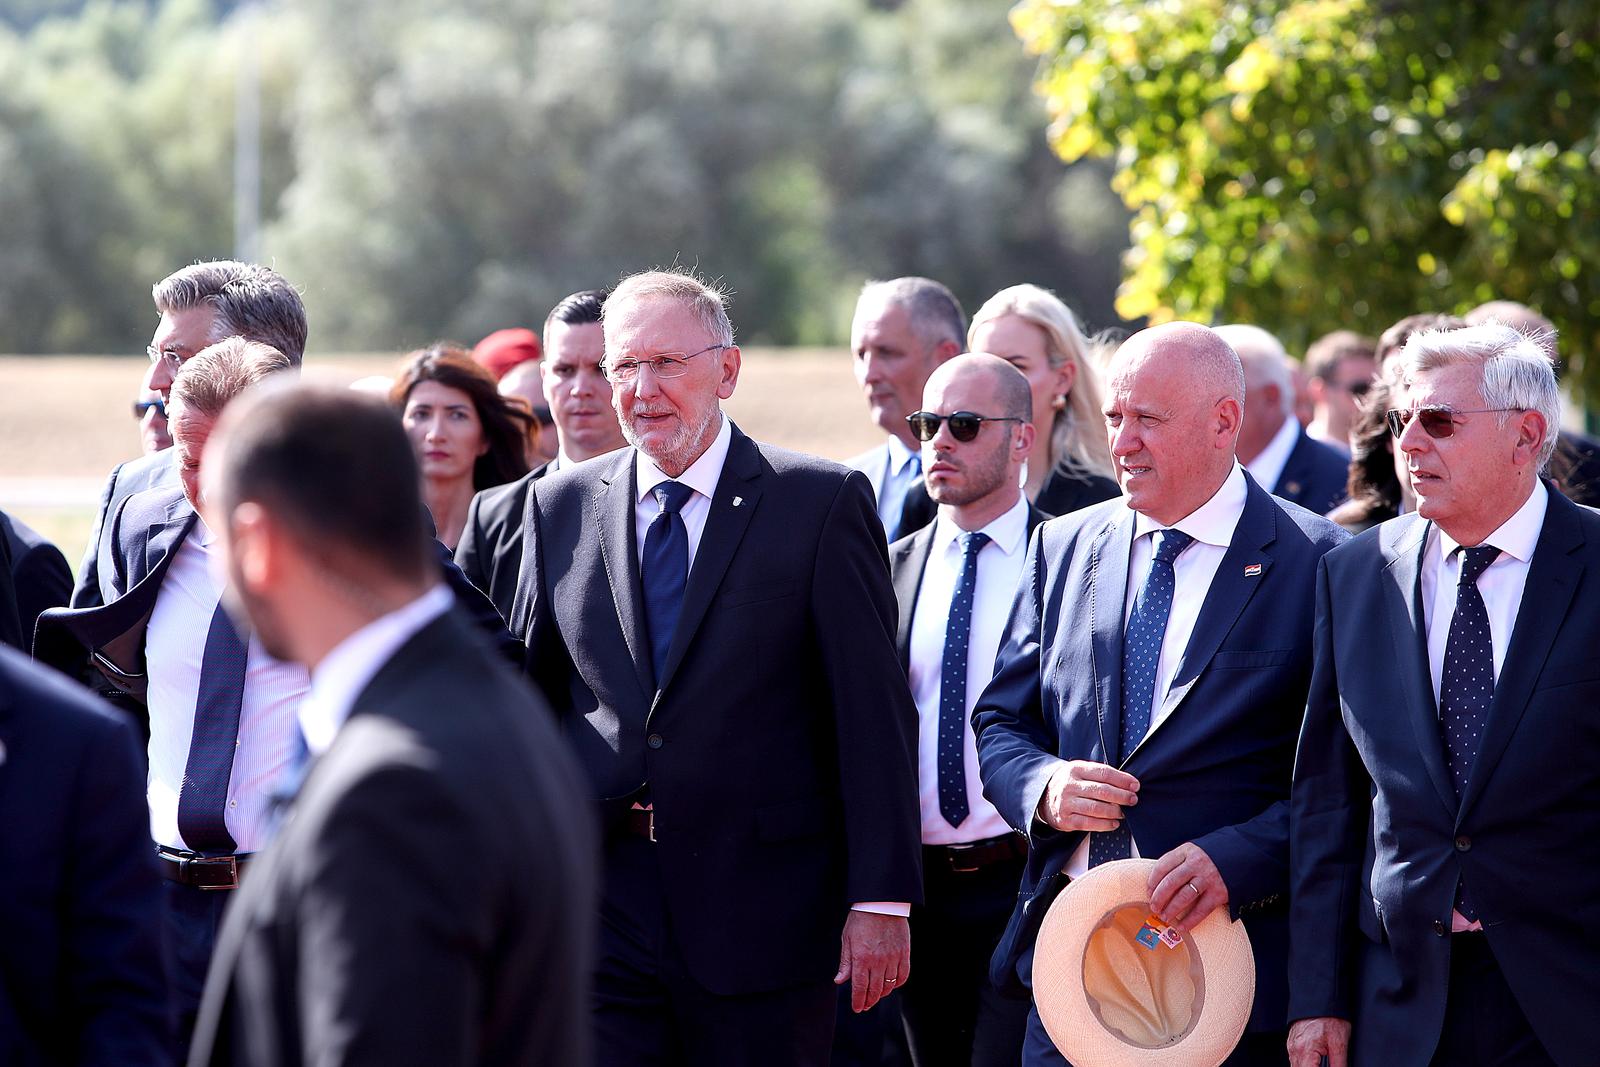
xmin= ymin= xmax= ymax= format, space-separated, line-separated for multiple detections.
xmin=1440 ymin=544 xmax=1498 ymax=921
xmin=1089 ymin=527 xmax=1194 ymax=867
xmin=641 ymin=481 xmax=694 ymax=686
xmin=177 ymin=602 xmax=248 ymax=854
xmin=938 ymin=531 xmax=990 ymax=827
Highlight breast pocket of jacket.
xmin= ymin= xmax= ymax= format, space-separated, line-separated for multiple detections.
xmin=720 ymin=578 xmax=799 ymax=609
xmin=1210 ymin=649 xmax=1294 ymax=671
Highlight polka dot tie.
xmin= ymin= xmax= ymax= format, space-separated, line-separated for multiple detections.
xmin=937 ymin=531 xmax=989 ymax=827
xmin=641 ymin=481 xmax=694 ymax=687
xmin=1089 ymin=527 xmax=1194 ymax=867
xmin=1440 ymin=543 xmax=1498 ymax=921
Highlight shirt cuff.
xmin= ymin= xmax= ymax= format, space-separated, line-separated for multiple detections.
xmin=851 ymin=902 xmax=911 ymax=918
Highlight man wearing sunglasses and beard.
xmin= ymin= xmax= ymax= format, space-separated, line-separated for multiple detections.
xmin=886 ymin=354 xmax=1043 ymax=1066
xmin=1288 ymin=323 xmax=1600 ymax=1067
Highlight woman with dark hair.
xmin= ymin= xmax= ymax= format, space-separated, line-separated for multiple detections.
xmin=390 ymin=343 xmax=535 ymax=550
xmin=1328 ymin=372 xmax=1413 ymax=533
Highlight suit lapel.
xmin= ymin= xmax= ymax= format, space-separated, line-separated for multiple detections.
xmin=144 ymin=494 xmax=196 ymax=580
xmin=1274 ymin=431 xmax=1308 ymax=499
xmin=656 ymin=427 xmax=763 ymax=695
xmin=595 ymin=451 xmax=655 ymax=699
xmin=1382 ymin=516 xmax=1458 ymax=814
xmin=1458 ymin=491 xmax=1585 ymax=822
xmin=1088 ymin=506 xmax=1134 ymax=762
xmin=891 ymin=524 xmax=937 ymax=668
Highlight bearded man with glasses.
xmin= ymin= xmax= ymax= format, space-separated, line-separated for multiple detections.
xmin=512 ymin=268 xmax=922 ymax=1066
xmin=1288 ymin=322 xmax=1595 ymax=1067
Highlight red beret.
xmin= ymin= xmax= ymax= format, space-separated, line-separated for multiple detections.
xmin=473 ymin=327 xmax=542 ymax=381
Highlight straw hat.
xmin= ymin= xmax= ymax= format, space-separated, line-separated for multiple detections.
xmin=1032 ymin=859 xmax=1254 ymax=1067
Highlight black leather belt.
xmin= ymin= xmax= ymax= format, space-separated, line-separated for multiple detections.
xmin=157 ymin=847 xmax=252 ymax=890
xmin=924 ymin=833 xmax=1027 ymax=874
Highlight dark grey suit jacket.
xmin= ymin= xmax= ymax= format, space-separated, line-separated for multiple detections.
xmin=188 ymin=609 xmax=597 ymax=1067
xmin=72 ymin=449 xmax=178 ymax=609
xmin=455 ymin=460 xmax=552 ymax=623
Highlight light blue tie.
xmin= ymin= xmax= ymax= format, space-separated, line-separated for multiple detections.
xmin=1089 ymin=527 xmax=1194 ymax=867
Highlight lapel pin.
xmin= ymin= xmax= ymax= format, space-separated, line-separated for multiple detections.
xmin=732 ymin=496 xmax=743 ymax=507
xmin=1244 ymin=563 xmax=1262 ymax=577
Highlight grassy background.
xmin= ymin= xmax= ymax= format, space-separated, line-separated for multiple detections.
xmin=0 ymin=349 xmax=882 ymax=573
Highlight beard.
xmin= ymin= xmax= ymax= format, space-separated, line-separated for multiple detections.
xmin=927 ymin=438 xmax=1013 ymax=508
xmin=621 ymin=402 xmax=721 ymax=475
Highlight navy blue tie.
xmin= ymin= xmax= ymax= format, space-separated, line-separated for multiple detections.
xmin=177 ymin=602 xmax=248 ymax=854
xmin=642 ymin=481 xmax=694 ymax=686
xmin=1440 ymin=544 xmax=1498 ymax=921
xmin=1089 ymin=527 xmax=1194 ymax=867
xmin=938 ymin=531 xmax=990 ymax=827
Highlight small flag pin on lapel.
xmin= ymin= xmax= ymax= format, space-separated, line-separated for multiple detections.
xmin=732 ymin=496 xmax=744 ymax=507
xmin=1244 ymin=562 xmax=1262 ymax=577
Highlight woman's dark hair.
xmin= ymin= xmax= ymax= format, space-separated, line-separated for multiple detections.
xmin=389 ymin=342 xmax=535 ymax=491
xmin=1329 ymin=375 xmax=1402 ymax=532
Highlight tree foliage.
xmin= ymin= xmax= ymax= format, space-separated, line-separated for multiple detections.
xmin=1013 ymin=0 xmax=1600 ymax=393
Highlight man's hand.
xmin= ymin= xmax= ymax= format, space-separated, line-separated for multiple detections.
xmin=834 ymin=911 xmax=910 ymax=1013
xmin=1287 ymin=1016 xmax=1351 ymax=1067
xmin=1147 ymin=842 xmax=1228 ymax=934
xmin=1036 ymin=760 xmax=1139 ymax=833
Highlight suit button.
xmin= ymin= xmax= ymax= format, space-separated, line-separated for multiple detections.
xmin=1433 ymin=920 xmax=1447 ymax=937
xmin=1454 ymin=835 xmax=1471 ymax=852
xmin=647 ymin=734 xmax=664 ymax=750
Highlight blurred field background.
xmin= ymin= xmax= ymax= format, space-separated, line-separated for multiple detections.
xmin=0 ymin=349 xmax=880 ymax=573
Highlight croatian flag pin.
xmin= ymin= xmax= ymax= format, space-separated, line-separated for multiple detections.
xmin=1244 ymin=563 xmax=1262 ymax=577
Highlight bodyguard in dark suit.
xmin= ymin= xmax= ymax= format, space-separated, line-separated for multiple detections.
xmin=888 ymin=355 xmax=1044 ymax=1067
xmin=518 ymin=269 xmax=922 ymax=1065
xmin=0 ymin=509 xmax=71 ymax=648
xmin=186 ymin=384 xmax=595 ymax=1067
xmin=1288 ymin=324 xmax=1591 ymax=1067
xmin=0 ymin=644 xmax=170 ymax=1065
xmin=973 ymin=323 xmax=1347 ymax=1066
xmin=457 ymin=288 xmax=626 ymax=622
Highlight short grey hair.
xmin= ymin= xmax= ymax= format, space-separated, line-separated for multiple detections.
xmin=153 ymin=261 xmax=308 ymax=365
xmin=1215 ymin=323 xmax=1294 ymax=416
xmin=605 ymin=269 xmax=734 ymax=347
xmin=858 ymin=277 xmax=967 ymax=354
xmin=1400 ymin=322 xmax=1561 ymax=469
xmin=171 ymin=338 xmax=294 ymax=420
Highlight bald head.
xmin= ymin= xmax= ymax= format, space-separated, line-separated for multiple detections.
xmin=1214 ymin=323 xmax=1294 ymax=462
xmin=917 ymin=353 xmax=1034 ymax=526
xmin=1465 ymin=300 xmax=1558 ymax=357
xmin=927 ymin=352 xmax=1032 ymax=421
xmin=1104 ymin=322 xmax=1244 ymax=525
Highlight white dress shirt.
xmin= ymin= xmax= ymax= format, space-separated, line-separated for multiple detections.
xmin=908 ymin=497 xmax=1029 ymax=845
xmin=1245 ymin=415 xmax=1300 ymax=496
xmin=297 ymin=583 xmax=454 ymax=757
xmin=1419 ymin=480 xmax=1546 ymax=933
xmin=145 ymin=517 xmax=308 ymax=853
xmin=1064 ymin=464 xmax=1249 ymax=878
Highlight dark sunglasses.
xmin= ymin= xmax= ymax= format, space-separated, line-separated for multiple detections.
xmin=133 ymin=398 xmax=166 ymax=420
xmin=1346 ymin=381 xmax=1372 ymax=399
xmin=906 ymin=410 xmax=1023 ymax=443
xmin=1384 ymin=406 xmax=1520 ymax=440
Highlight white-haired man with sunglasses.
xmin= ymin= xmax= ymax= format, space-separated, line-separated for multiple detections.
xmin=1288 ymin=322 xmax=1597 ymax=1067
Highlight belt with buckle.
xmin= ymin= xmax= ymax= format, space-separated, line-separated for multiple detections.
xmin=925 ymin=833 xmax=1028 ymax=874
xmin=157 ymin=847 xmax=252 ymax=890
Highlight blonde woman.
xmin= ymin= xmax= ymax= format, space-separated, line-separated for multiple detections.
xmin=967 ymin=284 xmax=1120 ymax=516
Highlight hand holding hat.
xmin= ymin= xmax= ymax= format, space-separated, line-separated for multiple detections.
xmin=1148 ymin=842 xmax=1228 ymax=935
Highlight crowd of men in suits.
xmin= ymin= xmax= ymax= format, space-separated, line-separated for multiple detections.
xmin=1 ymin=255 xmax=1596 ymax=1067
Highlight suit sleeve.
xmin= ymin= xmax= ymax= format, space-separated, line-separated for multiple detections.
xmin=71 ymin=464 xmax=121 ymax=609
xmin=811 ymin=470 xmax=923 ymax=906
xmin=62 ymin=709 xmax=171 ymax=1065
xmin=434 ymin=538 xmax=519 ymax=665
xmin=0 ymin=531 xmax=21 ymax=652
xmin=14 ymin=540 xmax=73 ymax=653
xmin=453 ymin=491 xmax=492 ymax=604
xmin=295 ymin=763 xmax=494 ymax=1066
xmin=972 ymin=524 xmax=1068 ymax=847
xmin=1286 ymin=555 xmax=1367 ymax=1022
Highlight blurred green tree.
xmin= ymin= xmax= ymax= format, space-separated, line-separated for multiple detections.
xmin=1013 ymin=0 xmax=1600 ymax=392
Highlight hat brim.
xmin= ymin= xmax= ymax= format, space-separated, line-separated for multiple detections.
xmin=1032 ymin=859 xmax=1255 ymax=1067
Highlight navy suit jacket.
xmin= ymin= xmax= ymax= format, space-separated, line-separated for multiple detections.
xmin=71 ymin=449 xmax=178 ymax=609
xmin=519 ymin=422 xmax=922 ymax=995
xmin=454 ymin=459 xmax=552 ymax=624
xmin=1272 ymin=428 xmax=1349 ymax=515
xmin=1 ymin=510 xmax=71 ymax=652
xmin=1288 ymin=490 xmax=1600 ymax=1066
xmin=972 ymin=474 xmax=1347 ymax=1032
xmin=0 ymin=644 xmax=169 ymax=1065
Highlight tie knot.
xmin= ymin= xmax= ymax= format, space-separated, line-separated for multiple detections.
xmin=1457 ymin=544 xmax=1498 ymax=585
xmin=961 ymin=531 xmax=991 ymax=557
xmin=653 ymin=481 xmax=693 ymax=515
xmin=1152 ymin=528 xmax=1194 ymax=564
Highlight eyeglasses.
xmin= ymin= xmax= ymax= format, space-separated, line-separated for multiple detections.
xmin=146 ymin=345 xmax=193 ymax=373
xmin=906 ymin=410 xmax=1023 ymax=443
xmin=1344 ymin=381 xmax=1372 ymax=399
xmin=1384 ymin=406 xmax=1522 ymax=440
xmin=133 ymin=398 xmax=167 ymax=420
xmin=602 ymin=343 xmax=729 ymax=383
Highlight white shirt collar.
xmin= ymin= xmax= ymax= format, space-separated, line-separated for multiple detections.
xmin=1436 ymin=478 xmax=1548 ymax=565
xmin=1244 ymin=415 xmax=1301 ymax=494
xmin=930 ymin=494 xmax=1031 ymax=559
xmin=635 ymin=413 xmax=732 ymax=505
xmin=296 ymin=583 xmax=454 ymax=756
xmin=886 ymin=432 xmax=918 ymax=473
xmin=1133 ymin=463 xmax=1249 ymax=549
